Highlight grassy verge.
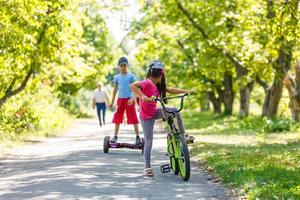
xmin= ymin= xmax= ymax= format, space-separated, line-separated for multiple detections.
xmin=182 ymin=111 xmax=300 ymax=199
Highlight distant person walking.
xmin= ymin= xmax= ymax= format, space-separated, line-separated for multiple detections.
xmin=93 ymin=82 xmax=110 ymax=127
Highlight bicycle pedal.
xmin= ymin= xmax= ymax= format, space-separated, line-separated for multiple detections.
xmin=160 ymin=164 xmax=171 ymax=173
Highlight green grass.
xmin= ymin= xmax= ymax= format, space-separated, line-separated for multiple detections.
xmin=182 ymin=112 xmax=266 ymax=135
xmin=183 ymin=111 xmax=300 ymax=200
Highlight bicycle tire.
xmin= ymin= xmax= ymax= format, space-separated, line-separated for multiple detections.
xmin=167 ymin=133 xmax=179 ymax=175
xmin=177 ymin=134 xmax=190 ymax=181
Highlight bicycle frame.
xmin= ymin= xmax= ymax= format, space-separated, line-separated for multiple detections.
xmin=155 ymin=93 xmax=188 ymax=137
xmin=156 ymin=94 xmax=190 ymax=181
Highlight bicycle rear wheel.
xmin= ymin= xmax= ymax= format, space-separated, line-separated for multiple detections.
xmin=177 ymin=134 xmax=190 ymax=181
xmin=167 ymin=133 xmax=179 ymax=175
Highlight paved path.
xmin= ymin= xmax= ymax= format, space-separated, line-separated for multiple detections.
xmin=0 ymin=118 xmax=234 ymax=200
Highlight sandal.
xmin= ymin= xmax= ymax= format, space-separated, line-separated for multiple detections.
xmin=185 ymin=134 xmax=195 ymax=144
xmin=144 ymin=168 xmax=154 ymax=177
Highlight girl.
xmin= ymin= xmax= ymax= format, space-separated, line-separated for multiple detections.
xmin=130 ymin=60 xmax=193 ymax=177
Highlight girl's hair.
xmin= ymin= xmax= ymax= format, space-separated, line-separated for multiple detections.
xmin=146 ymin=67 xmax=167 ymax=103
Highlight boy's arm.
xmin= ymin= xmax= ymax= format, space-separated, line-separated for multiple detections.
xmin=110 ymin=85 xmax=118 ymax=108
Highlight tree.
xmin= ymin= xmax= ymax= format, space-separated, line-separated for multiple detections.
xmin=0 ymin=0 xmax=114 ymax=109
xmin=0 ymin=0 xmax=68 ymax=108
xmin=261 ymin=0 xmax=300 ymax=117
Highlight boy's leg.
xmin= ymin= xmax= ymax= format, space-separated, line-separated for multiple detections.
xmin=140 ymin=118 xmax=155 ymax=169
xmin=133 ymin=123 xmax=141 ymax=145
xmin=114 ymin=124 xmax=120 ymax=136
xmin=112 ymin=99 xmax=126 ymax=142
xmin=125 ymin=100 xmax=139 ymax=132
xmin=125 ymin=101 xmax=140 ymax=144
xmin=133 ymin=124 xmax=139 ymax=136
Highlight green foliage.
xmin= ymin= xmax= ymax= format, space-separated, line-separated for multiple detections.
xmin=0 ymin=84 xmax=70 ymax=143
xmin=263 ymin=117 xmax=295 ymax=133
xmin=0 ymin=101 xmax=39 ymax=141
xmin=129 ymin=0 xmax=300 ymax=117
xmin=0 ymin=0 xmax=115 ymax=144
xmin=58 ymin=89 xmax=93 ymax=118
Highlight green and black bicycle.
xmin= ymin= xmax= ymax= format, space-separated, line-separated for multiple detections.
xmin=155 ymin=93 xmax=192 ymax=181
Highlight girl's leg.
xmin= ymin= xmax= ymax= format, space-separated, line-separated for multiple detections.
xmin=155 ymin=107 xmax=185 ymax=134
xmin=140 ymin=118 xmax=155 ymax=168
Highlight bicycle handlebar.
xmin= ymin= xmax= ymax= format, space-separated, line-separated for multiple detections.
xmin=154 ymin=93 xmax=188 ymax=114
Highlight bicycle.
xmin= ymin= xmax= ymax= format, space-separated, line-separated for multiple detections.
xmin=155 ymin=93 xmax=191 ymax=181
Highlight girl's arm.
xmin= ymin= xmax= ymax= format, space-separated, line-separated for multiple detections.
xmin=130 ymin=82 xmax=153 ymax=101
xmin=166 ymin=87 xmax=193 ymax=94
xmin=130 ymin=82 xmax=146 ymax=98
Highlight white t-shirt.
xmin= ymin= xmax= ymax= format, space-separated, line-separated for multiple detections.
xmin=93 ymin=89 xmax=107 ymax=103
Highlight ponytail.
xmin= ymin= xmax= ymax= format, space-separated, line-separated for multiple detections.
xmin=159 ymin=73 xmax=167 ymax=104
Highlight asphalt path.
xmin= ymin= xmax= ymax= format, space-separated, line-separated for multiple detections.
xmin=0 ymin=117 xmax=234 ymax=200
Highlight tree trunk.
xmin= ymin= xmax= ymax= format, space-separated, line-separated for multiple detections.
xmin=0 ymin=68 xmax=34 ymax=109
xmin=200 ymin=92 xmax=210 ymax=111
xmin=239 ymin=81 xmax=255 ymax=117
xmin=208 ymin=91 xmax=222 ymax=113
xmin=283 ymin=64 xmax=300 ymax=121
xmin=262 ymin=79 xmax=284 ymax=117
xmin=261 ymin=0 xmax=298 ymax=117
xmin=222 ymin=71 xmax=235 ymax=115
xmin=262 ymin=45 xmax=293 ymax=117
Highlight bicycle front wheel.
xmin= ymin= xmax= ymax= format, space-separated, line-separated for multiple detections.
xmin=176 ymin=134 xmax=190 ymax=181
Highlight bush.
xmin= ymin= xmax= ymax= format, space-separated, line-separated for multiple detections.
xmin=0 ymin=101 xmax=39 ymax=141
xmin=263 ymin=117 xmax=294 ymax=133
xmin=0 ymin=85 xmax=71 ymax=144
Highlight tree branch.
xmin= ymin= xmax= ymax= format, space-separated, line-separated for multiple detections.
xmin=255 ymin=76 xmax=270 ymax=91
xmin=176 ymin=1 xmax=248 ymax=77
xmin=176 ymin=39 xmax=215 ymax=84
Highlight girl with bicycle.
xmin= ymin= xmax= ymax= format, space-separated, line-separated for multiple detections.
xmin=130 ymin=60 xmax=193 ymax=177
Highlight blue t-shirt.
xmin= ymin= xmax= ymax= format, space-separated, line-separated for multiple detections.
xmin=113 ymin=72 xmax=137 ymax=98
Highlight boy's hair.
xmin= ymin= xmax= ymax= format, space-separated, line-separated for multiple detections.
xmin=146 ymin=67 xmax=167 ymax=103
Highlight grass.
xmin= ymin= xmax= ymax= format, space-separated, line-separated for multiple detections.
xmin=182 ymin=112 xmax=266 ymax=135
xmin=182 ymin=111 xmax=300 ymax=200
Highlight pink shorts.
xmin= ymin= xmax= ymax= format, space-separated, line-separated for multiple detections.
xmin=112 ymin=98 xmax=139 ymax=124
